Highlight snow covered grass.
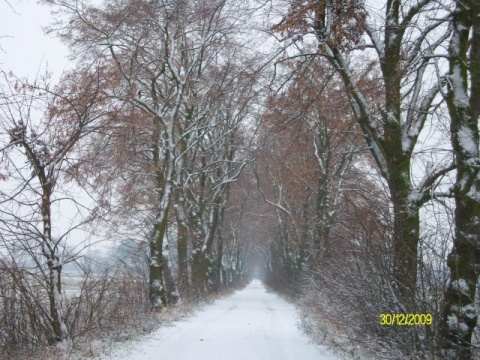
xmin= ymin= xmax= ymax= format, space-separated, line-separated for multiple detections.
xmin=298 ymin=297 xmax=385 ymax=360
xmin=296 ymin=251 xmax=450 ymax=360
xmin=262 ymin=281 xmax=378 ymax=359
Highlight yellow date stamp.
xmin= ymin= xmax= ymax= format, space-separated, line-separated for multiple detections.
xmin=380 ymin=313 xmax=432 ymax=326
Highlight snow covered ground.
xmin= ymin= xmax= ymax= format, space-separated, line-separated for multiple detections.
xmin=105 ymin=280 xmax=338 ymax=360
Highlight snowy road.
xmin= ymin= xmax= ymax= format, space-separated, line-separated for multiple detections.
xmin=108 ymin=280 xmax=337 ymax=360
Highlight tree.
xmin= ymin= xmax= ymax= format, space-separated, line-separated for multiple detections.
xmin=178 ymin=73 xmax=260 ymax=297
xmin=272 ymin=0 xmax=453 ymax=311
xmin=47 ymin=0 xmax=266 ymax=308
xmin=0 ymin=69 xmax=109 ymax=343
xmin=253 ymin=57 xmax=365 ymax=290
xmin=441 ymin=0 xmax=480 ymax=357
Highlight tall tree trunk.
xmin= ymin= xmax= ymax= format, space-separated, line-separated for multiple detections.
xmin=41 ymin=187 xmax=69 ymax=343
xmin=315 ymin=176 xmax=330 ymax=259
xmin=149 ymin=113 xmax=174 ymax=310
xmin=442 ymin=2 xmax=480 ymax=357
xmin=149 ymin=209 xmax=169 ymax=310
xmin=175 ymin=206 xmax=190 ymax=299
xmin=381 ymin=0 xmax=419 ymax=311
xmin=389 ymin=168 xmax=419 ymax=311
xmin=174 ymin=139 xmax=190 ymax=299
xmin=191 ymin=194 xmax=224 ymax=296
xmin=208 ymin=199 xmax=227 ymax=293
xmin=191 ymin=245 xmax=208 ymax=299
xmin=213 ymin=234 xmax=224 ymax=292
xmin=163 ymin=254 xmax=179 ymax=304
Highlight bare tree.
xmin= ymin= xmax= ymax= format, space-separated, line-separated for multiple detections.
xmin=46 ymin=0 xmax=267 ymax=308
xmin=178 ymin=72 xmax=260 ymax=297
xmin=272 ymin=0 xmax=453 ymax=311
xmin=0 ymin=69 xmax=109 ymax=343
xmin=253 ymin=57 xmax=365 ymax=290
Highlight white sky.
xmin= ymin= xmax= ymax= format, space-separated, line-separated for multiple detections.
xmin=0 ymin=0 xmax=70 ymax=78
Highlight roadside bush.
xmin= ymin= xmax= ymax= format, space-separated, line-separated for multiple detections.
xmin=298 ymin=196 xmax=452 ymax=359
xmin=0 ymin=258 xmax=157 ymax=360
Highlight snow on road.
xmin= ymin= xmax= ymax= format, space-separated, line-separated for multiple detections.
xmin=107 ymin=280 xmax=338 ymax=360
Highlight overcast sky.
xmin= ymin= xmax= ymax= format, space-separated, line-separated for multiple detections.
xmin=0 ymin=0 xmax=70 ymax=79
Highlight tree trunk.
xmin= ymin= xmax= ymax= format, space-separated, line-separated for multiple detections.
xmin=442 ymin=2 xmax=480 ymax=357
xmin=191 ymin=196 xmax=224 ymax=296
xmin=162 ymin=255 xmax=179 ymax=304
xmin=443 ymin=190 xmax=480 ymax=359
xmin=46 ymin=265 xmax=68 ymax=344
xmin=149 ymin=210 xmax=169 ymax=310
xmin=382 ymin=0 xmax=420 ymax=311
xmin=210 ymin=234 xmax=224 ymax=293
xmin=314 ymin=176 xmax=332 ymax=263
xmin=175 ymin=206 xmax=190 ymax=299
xmin=388 ymin=159 xmax=419 ymax=311
xmin=41 ymin=188 xmax=69 ymax=343
xmin=149 ymin=113 xmax=174 ymax=310
xmin=191 ymin=246 xmax=208 ymax=300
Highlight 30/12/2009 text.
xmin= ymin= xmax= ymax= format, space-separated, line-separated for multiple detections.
xmin=380 ymin=314 xmax=432 ymax=326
